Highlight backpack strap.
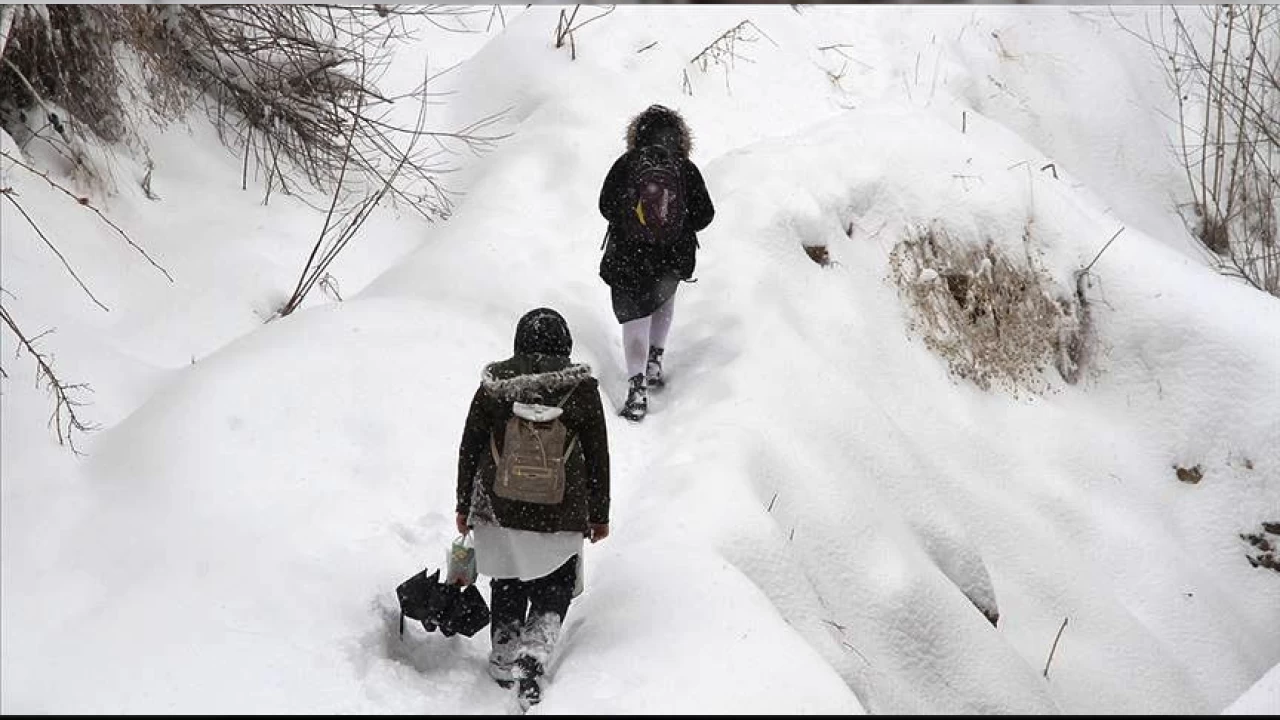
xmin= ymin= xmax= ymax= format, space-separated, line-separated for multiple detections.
xmin=558 ymin=380 xmax=583 ymax=456
xmin=556 ymin=380 xmax=583 ymax=409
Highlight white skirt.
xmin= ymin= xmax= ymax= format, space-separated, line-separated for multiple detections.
xmin=473 ymin=523 xmax=583 ymax=581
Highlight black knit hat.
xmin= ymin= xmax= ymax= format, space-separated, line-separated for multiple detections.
xmin=513 ymin=308 xmax=572 ymax=357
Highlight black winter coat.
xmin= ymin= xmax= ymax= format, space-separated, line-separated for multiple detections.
xmin=456 ymin=355 xmax=610 ymax=534
xmin=598 ymin=152 xmax=715 ymax=290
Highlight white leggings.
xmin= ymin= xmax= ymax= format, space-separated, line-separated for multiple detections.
xmin=621 ymin=294 xmax=676 ymax=378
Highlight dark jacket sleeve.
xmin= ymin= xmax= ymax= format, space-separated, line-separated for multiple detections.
xmin=577 ymin=380 xmax=611 ymax=525
xmin=599 ymin=154 xmax=632 ymax=226
xmin=683 ymin=160 xmax=714 ymax=233
xmin=456 ymin=386 xmax=490 ymax=517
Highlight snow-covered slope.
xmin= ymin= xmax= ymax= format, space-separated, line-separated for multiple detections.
xmin=1224 ymin=662 xmax=1280 ymax=715
xmin=3 ymin=6 xmax=1277 ymax=715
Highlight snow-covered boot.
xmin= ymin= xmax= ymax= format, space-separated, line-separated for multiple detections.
xmin=488 ymin=622 xmax=520 ymax=688
xmin=646 ymin=346 xmax=665 ymax=389
xmin=513 ymin=612 xmax=560 ymax=709
xmin=620 ymin=373 xmax=647 ymax=422
xmin=514 ymin=656 xmax=543 ymax=710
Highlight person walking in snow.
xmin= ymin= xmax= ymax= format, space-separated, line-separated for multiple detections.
xmin=455 ymin=307 xmax=611 ymax=710
xmin=598 ymin=104 xmax=715 ymax=421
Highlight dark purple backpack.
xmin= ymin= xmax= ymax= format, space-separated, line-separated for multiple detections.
xmin=629 ymin=145 xmax=687 ymax=246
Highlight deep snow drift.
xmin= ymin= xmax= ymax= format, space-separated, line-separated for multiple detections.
xmin=3 ymin=6 xmax=1278 ymax=715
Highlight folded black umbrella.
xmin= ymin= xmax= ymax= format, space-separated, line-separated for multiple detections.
xmin=442 ymin=584 xmax=491 ymax=638
xmin=397 ymin=568 xmax=453 ymax=636
xmin=396 ymin=567 xmax=490 ymax=638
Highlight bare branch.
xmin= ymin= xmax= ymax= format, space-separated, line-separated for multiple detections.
xmin=1043 ymin=617 xmax=1069 ymax=679
xmin=690 ymin=20 xmax=776 ymax=94
xmin=0 ymin=304 xmax=99 ymax=453
xmin=555 ymin=5 xmax=614 ymax=61
xmin=1119 ymin=6 xmax=1280 ymax=295
xmin=1 ymin=150 xmax=173 ymax=282
xmin=1 ymin=188 xmax=109 ymax=312
xmin=1082 ymin=226 xmax=1126 ymax=275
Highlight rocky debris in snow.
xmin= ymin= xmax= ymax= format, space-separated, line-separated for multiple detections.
xmin=1241 ymin=522 xmax=1280 ymax=574
xmin=1174 ymin=464 xmax=1204 ymax=484
xmin=804 ymin=244 xmax=831 ymax=266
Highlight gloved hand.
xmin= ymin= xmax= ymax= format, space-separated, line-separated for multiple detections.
xmin=587 ymin=523 xmax=610 ymax=543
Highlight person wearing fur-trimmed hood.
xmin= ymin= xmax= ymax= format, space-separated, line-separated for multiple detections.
xmin=455 ymin=307 xmax=611 ymax=709
xmin=598 ymin=104 xmax=715 ymax=421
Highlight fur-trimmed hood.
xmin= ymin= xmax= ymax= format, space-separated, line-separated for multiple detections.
xmin=458 ymin=356 xmax=610 ymax=534
xmin=481 ymin=360 xmax=593 ymax=403
xmin=626 ymin=104 xmax=692 ymax=157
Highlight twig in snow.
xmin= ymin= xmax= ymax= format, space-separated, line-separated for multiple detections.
xmin=0 ymin=304 xmax=98 ymax=453
xmin=486 ymin=5 xmax=505 ymax=33
xmin=820 ymin=618 xmax=848 ymax=632
xmin=1 ymin=150 xmax=173 ymax=282
xmin=1082 ymin=226 xmax=1126 ymax=276
xmin=554 ymin=5 xmax=614 ymax=61
xmin=821 ymin=617 xmax=871 ymax=666
xmin=840 ymin=641 xmax=871 ymax=665
xmin=690 ymin=20 xmax=777 ymax=94
xmin=1042 ymin=617 xmax=1068 ymax=678
xmin=817 ymin=45 xmax=873 ymax=70
xmin=141 ymin=162 xmax=159 ymax=200
xmin=0 ymin=187 xmax=109 ymax=312
xmin=319 ymin=273 xmax=342 ymax=302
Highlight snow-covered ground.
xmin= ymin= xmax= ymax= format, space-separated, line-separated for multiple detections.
xmin=3 ymin=5 xmax=1277 ymax=715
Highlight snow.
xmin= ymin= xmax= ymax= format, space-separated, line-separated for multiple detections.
xmin=4 ymin=5 xmax=1279 ymax=715
xmin=1224 ymin=662 xmax=1280 ymax=716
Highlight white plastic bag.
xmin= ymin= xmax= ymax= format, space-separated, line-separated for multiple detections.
xmin=445 ymin=534 xmax=477 ymax=586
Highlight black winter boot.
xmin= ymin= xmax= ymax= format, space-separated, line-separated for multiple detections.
xmin=488 ymin=622 xmax=520 ymax=688
xmin=620 ymin=373 xmax=648 ymax=422
xmin=514 ymin=655 xmax=543 ymax=710
xmin=646 ymin=346 xmax=665 ymax=389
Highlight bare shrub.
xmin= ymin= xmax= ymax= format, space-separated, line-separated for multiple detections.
xmin=1 ymin=147 xmax=171 ymax=452
xmin=688 ymin=19 xmax=777 ymax=94
xmin=1117 ymin=6 xmax=1279 ymax=296
xmin=1 ymin=5 xmax=506 ymax=217
xmin=554 ymin=5 xmax=615 ymax=61
xmin=135 ymin=5 xmax=506 ymax=217
xmin=890 ymin=223 xmax=1088 ymax=394
xmin=0 ymin=5 xmax=129 ymax=144
xmin=0 ymin=5 xmax=135 ymax=189
xmin=0 ymin=5 xmax=504 ymax=448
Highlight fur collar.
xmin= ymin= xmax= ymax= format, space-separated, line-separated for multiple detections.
xmin=481 ymin=362 xmax=593 ymax=403
xmin=626 ymin=106 xmax=693 ymax=157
